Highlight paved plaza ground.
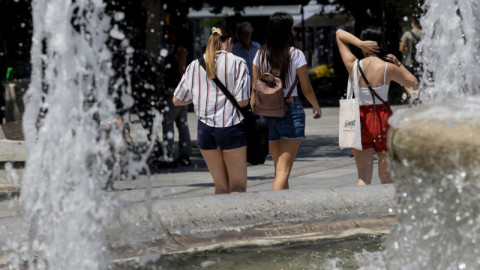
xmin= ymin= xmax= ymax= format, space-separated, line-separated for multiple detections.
xmin=0 ymin=106 xmax=407 ymax=218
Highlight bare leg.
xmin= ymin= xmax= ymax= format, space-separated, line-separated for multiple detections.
xmin=352 ymin=148 xmax=374 ymax=185
xmin=269 ymin=139 xmax=301 ymax=190
xmin=377 ymin=151 xmax=392 ymax=184
xmin=200 ymin=149 xmax=229 ymax=194
xmin=222 ymin=146 xmax=247 ymax=193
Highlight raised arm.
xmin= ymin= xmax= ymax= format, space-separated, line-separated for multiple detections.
xmin=335 ymin=29 xmax=379 ymax=74
xmin=389 ymin=64 xmax=419 ymax=90
xmin=381 ymin=53 xmax=419 ymax=90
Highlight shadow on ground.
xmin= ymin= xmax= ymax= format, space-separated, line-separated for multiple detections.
xmin=297 ymin=135 xmax=351 ymax=158
xmin=146 ymin=135 xmax=349 ymax=175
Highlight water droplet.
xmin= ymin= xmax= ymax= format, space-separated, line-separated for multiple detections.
xmin=114 ymin=12 xmax=125 ymax=21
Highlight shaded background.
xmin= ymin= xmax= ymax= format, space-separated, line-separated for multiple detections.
xmin=0 ymin=0 xmax=424 ymax=122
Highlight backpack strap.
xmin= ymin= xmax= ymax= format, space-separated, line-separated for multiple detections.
xmin=285 ymin=77 xmax=298 ymax=99
xmin=408 ymin=30 xmax=420 ymax=43
xmin=258 ymin=48 xmax=298 ymax=99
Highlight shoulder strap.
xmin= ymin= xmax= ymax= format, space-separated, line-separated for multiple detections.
xmin=285 ymin=77 xmax=298 ymax=98
xmin=285 ymin=48 xmax=298 ymax=98
xmin=346 ymin=60 xmax=359 ymax=99
xmin=198 ymin=57 xmax=247 ymax=117
xmin=408 ymin=30 xmax=420 ymax=43
xmin=357 ymin=60 xmax=389 ymax=107
xmin=260 ymin=48 xmax=298 ymax=98
xmin=383 ymin=62 xmax=388 ymax=85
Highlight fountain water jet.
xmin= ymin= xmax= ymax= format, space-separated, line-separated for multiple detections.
xmin=385 ymin=0 xmax=480 ymax=268
xmin=9 ymin=0 xmax=149 ymax=269
xmin=416 ymin=0 xmax=480 ymax=101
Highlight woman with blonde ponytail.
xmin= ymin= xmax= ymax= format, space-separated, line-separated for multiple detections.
xmin=173 ymin=27 xmax=251 ymax=194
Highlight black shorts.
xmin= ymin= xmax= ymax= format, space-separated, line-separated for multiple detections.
xmin=197 ymin=120 xmax=247 ymax=150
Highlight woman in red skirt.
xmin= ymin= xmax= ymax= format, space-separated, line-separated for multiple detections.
xmin=336 ymin=27 xmax=419 ymax=185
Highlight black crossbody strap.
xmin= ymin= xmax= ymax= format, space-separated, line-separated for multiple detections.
xmin=357 ymin=61 xmax=389 ymax=107
xmin=198 ymin=57 xmax=248 ymax=118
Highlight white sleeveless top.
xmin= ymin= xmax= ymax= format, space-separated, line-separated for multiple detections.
xmin=353 ymin=61 xmax=389 ymax=106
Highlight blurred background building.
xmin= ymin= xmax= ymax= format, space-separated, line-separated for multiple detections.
xmin=0 ymin=0 xmax=424 ymax=123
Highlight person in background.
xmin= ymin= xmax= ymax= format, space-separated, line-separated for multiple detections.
xmin=336 ymin=27 xmax=418 ymax=185
xmin=172 ymin=27 xmax=250 ymax=194
xmin=232 ymin=21 xmax=261 ymax=79
xmin=399 ymin=17 xmax=422 ymax=104
xmin=252 ymin=12 xmax=322 ymax=191
xmin=160 ymin=26 xmax=192 ymax=167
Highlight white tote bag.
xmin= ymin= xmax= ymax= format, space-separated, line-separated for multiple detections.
xmin=339 ymin=60 xmax=362 ymax=150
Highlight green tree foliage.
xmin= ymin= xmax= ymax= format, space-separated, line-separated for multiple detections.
xmin=386 ymin=0 xmax=425 ymax=20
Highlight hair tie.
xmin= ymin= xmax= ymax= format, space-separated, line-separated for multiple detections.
xmin=212 ymin=27 xmax=222 ymax=36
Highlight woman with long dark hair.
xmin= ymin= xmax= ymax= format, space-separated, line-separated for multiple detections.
xmin=173 ymin=27 xmax=250 ymax=194
xmin=336 ymin=27 xmax=418 ymax=185
xmin=252 ymin=12 xmax=323 ymax=190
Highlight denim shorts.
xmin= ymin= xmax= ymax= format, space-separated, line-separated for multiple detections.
xmin=197 ymin=120 xmax=247 ymax=150
xmin=263 ymin=96 xmax=305 ymax=142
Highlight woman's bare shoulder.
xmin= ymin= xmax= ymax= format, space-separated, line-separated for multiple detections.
xmin=361 ymin=57 xmax=389 ymax=70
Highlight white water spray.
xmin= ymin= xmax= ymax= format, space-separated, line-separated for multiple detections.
xmin=12 ymin=0 xmax=139 ymax=269
xmin=417 ymin=0 xmax=480 ymax=101
xmin=385 ymin=0 xmax=480 ymax=269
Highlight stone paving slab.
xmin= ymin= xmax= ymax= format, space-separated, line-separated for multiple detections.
xmin=0 ymin=106 xmax=398 ymax=205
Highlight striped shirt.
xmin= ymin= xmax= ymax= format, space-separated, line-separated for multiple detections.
xmin=253 ymin=47 xmax=307 ymax=97
xmin=174 ymin=50 xmax=250 ymax=128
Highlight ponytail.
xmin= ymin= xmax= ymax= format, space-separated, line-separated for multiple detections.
xmin=204 ymin=27 xmax=232 ymax=79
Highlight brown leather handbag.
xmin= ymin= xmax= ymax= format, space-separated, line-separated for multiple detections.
xmin=252 ymin=73 xmax=298 ymax=117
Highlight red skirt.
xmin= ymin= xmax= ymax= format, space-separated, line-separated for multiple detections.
xmin=359 ymin=104 xmax=392 ymax=152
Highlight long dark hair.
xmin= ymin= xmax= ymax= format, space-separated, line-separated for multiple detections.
xmin=359 ymin=26 xmax=388 ymax=58
xmin=259 ymin=12 xmax=295 ymax=87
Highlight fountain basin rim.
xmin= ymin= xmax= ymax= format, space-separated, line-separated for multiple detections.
xmin=0 ymin=185 xmax=396 ymax=264
xmin=109 ymin=185 xmax=396 ymax=259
